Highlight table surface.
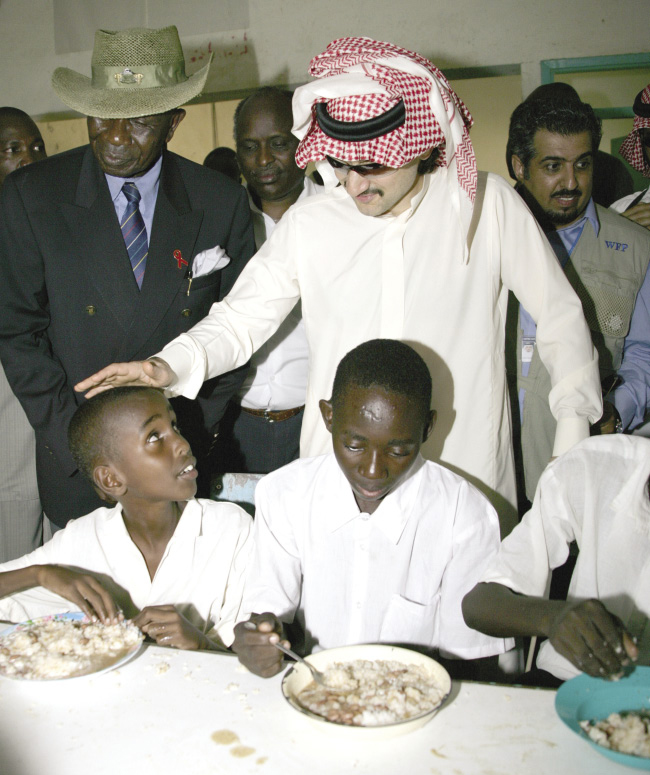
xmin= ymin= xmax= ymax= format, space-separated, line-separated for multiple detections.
xmin=0 ymin=645 xmax=629 ymax=775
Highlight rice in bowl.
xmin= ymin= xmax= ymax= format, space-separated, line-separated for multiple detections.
xmin=282 ymin=644 xmax=451 ymax=737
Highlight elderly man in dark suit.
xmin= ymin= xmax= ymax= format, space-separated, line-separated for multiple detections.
xmin=0 ymin=26 xmax=254 ymax=529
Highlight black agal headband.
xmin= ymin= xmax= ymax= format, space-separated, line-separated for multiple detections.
xmin=314 ymin=99 xmax=406 ymax=141
xmin=633 ymin=90 xmax=650 ymax=118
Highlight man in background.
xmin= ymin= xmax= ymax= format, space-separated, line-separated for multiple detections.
xmin=612 ymin=84 xmax=650 ymax=230
xmin=215 ymin=87 xmax=320 ymax=474
xmin=0 ymin=27 xmax=254 ymax=529
xmin=203 ymin=146 xmax=241 ymax=184
xmin=507 ymin=94 xmax=650 ymax=503
xmin=0 ymin=108 xmax=46 ymax=559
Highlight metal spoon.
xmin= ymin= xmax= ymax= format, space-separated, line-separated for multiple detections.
xmin=274 ymin=642 xmax=328 ymax=686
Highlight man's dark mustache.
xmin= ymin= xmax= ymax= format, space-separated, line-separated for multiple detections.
xmin=552 ymin=189 xmax=582 ymax=199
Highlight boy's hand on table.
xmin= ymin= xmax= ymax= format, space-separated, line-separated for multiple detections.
xmin=232 ymin=613 xmax=289 ymax=677
xmin=36 ymin=565 xmax=121 ymax=624
xmin=133 ymin=605 xmax=209 ymax=650
xmin=547 ymin=598 xmax=638 ymax=678
xmin=74 ymin=357 xmax=175 ymax=399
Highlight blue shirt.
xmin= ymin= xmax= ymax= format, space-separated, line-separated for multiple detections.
xmin=105 ymin=155 xmax=163 ymax=241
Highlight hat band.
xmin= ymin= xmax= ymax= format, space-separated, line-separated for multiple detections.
xmin=92 ymin=63 xmax=187 ymax=90
xmin=315 ymin=99 xmax=405 ymax=141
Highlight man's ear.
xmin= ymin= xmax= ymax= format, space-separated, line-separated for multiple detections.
xmin=166 ymin=108 xmax=186 ymax=142
xmin=319 ymin=399 xmax=334 ymax=434
xmin=93 ymin=465 xmax=127 ymax=501
xmin=423 ymin=410 xmax=436 ymax=442
xmin=511 ymin=154 xmax=526 ymax=184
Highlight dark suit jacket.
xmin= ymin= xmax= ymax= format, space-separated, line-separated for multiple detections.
xmin=0 ymin=146 xmax=255 ymax=524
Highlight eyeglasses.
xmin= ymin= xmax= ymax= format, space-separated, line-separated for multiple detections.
xmin=326 ymin=156 xmax=399 ymax=178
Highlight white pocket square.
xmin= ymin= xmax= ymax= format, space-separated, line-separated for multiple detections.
xmin=192 ymin=245 xmax=230 ymax=278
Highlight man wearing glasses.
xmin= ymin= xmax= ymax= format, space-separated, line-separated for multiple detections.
xmin=78 ymin=38 xmax=601 ymax=533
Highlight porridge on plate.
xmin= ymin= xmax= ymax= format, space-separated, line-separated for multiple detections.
xmin=0 ymin=615 xmax=143 ymax=680
xmin=296 ymin=658 xmax=447 ymax=726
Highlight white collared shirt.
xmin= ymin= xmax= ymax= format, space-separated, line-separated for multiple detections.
xmin=480 ymin=435 xmax=650 ymax=680
xmin=242 ymin=453 xmax=511 ymax=659
xmin=0 ymin=499 xmax=252 ymax=647
xmin=236 ymin=179 xmax=319 ymax=410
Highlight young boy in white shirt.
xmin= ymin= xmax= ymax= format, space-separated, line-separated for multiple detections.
xmin=0 ymin=387 xmax=251 ymax=650
xmin=233 ymin=339 xmax=511 ymax=676
xmin=463 ymin=435 xmax=647 ymax=682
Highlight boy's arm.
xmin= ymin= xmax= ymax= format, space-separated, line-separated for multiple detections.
xmin=462 ymin=582 xmax=637 ymax=677
xmin=0 ymin=565 xmax=120 ymax=624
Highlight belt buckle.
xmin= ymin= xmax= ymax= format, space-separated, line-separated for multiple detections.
xmin=264 ymin=409 xmax=275 ymax=423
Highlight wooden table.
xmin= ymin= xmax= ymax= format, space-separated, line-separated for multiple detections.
xmin=0 ymin=645 xmax=623 ymax=774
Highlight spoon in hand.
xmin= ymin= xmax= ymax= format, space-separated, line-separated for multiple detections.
xmin=274 ymin=642 xmax=328 ymax=686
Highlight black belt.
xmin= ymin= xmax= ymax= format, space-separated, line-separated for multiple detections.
xmin=241 ymin=405 xmax=304 ymax=422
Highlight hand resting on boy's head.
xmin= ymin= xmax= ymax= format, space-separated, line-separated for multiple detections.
xmin=75 ymin=357 xmax=175 ymax=399
xmin=546 ymin=598 xmax=638 ymax=678
xmin=232 ymin=612 xmax=290 ymax=677
xmin=133 ymin=604 xmax=217 ymax=650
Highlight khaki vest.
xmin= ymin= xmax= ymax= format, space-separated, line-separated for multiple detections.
xmin=507 ymin=205 xmax=650 ymax=502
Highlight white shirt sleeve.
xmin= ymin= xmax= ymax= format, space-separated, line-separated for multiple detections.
xmin=239 ymin=475 xmax=303 ymax=623
xmin=493 ymin=177 xmax=601 ymax=453
xmin=437 ymin=479 xmax=515 ymax=658
xmin=160 ymin=217 xmax=302 ymax=399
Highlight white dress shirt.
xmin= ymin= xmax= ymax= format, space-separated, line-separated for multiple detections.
xmin=0 ymin=499 xmax=252 ymax=647
xmin=236 ymin=178 xmax=319 ymax=410
xmin=480 ymin=435 xmax=650 ymax=680
xmin=159 ymin=170 xmax=601 ymax=516
xmin=242 ymin=453 xmax=512 ymax=659
xmin=611 ymin=185 xmax=650 ymax=214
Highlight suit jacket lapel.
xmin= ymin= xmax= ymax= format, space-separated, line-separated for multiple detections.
xmin=60 ymin=147 xmax=141 ymax=327
xmin=117 ymin=150 xmax=204 ymax=360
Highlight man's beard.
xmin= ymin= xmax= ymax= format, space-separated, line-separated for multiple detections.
xmin=543 ymin=188 xmax=584 ymax=226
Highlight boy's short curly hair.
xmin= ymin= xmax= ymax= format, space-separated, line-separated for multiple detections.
xmin=68 ymin=386 xmax=159 ymax=482
xmin=331 ymin=339 xmax=432 ymax=420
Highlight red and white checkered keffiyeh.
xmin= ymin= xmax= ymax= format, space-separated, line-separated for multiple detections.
xmin=293 ymin=37 xmax=477 ymax=203
xmin=620 ymin=84 xmax=650 ymax=178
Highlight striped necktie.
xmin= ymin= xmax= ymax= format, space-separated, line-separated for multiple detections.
xmin=120 ymin=182 xmax=148 ymax=289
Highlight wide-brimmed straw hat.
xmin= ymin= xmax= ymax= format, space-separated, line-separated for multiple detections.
xmin=51 ymin=26 xmax=212 ymax=119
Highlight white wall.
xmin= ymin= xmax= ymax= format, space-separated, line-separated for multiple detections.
xmin=2 ymin=0 xmax=649 ymax=118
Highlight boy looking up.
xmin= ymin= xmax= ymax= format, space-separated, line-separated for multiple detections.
xmin=233 ymin=340 xmax=511 ymax=677
xmin=0 ymin=387 xmax=251 ymax=650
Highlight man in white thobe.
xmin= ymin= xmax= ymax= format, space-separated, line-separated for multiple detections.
xmin=77 ymin=37 xmax=602 ymax=533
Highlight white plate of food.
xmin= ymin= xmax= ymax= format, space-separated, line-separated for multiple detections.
xmin=0 ymin=612 xmax=144 ymax=681
xmin=281 ymin=643 xmax=451 ymax=738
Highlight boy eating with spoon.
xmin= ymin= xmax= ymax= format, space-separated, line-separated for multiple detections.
xmin=0 ymin=387 xmax=251 ymax=650
xmin=233 ymin=339 xmax=511 ymax=676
